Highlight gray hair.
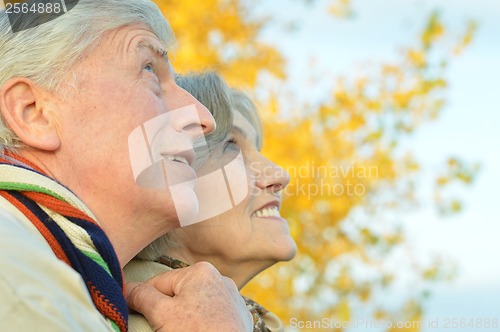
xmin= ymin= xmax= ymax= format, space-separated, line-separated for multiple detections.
xmin=176 ymin=71 xmax=234 ymax=169
xmin=0 ymin=0 xmax=174 ymax=150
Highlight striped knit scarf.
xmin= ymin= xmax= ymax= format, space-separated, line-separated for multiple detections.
xmin=0 ymin=153 xmax=128 ymax=332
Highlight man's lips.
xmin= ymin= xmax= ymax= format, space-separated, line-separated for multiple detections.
xmin=161 ymin=149 xmax=195 ymax=166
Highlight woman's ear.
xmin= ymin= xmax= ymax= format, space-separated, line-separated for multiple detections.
xmin=0 ymin=77 xmax=61 ymax=151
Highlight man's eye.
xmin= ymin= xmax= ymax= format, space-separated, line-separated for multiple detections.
xmin=144 ymin=63 xmax=154 ymax=73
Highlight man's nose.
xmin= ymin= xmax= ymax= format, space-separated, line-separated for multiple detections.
xmin=168 ymin=86 xmax=216 ymax=137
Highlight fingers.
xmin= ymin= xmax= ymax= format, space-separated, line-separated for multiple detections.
xmin=221 ymin=276 xmax=242 ymax=305
xmin=144 ymin=268 xmax=183 ymax=297
xmin=147 ymin=261 xmax=223 ymax=295
xmin=221 ymin=275 xmax=253 ymax=331
xmin=125 ymin=281 xmax=170 ymax=316
xmin=126 ymin=262 xmax=254 ymax=331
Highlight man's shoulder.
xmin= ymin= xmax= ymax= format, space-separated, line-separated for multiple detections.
xmin=0 ymin=195 xmax=47 ymax=243
xmin=0 ymin=196 xmax=82 ymax=295
xmin=0 ymin=196 xmax=114 ymax=331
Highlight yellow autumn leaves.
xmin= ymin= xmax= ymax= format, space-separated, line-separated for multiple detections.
xmin=153 ymin=1 xmax=477 ymax=330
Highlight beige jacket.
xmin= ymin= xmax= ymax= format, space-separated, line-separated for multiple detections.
xmin=0 ymin=196 xmax=114 ymax=332
xmin=124 ymin=259 xmax=285 ymax=332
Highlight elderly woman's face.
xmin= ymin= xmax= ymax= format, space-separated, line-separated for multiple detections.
xmin=54 ymin=24 xmax=215 ymax=228
xmin=177 ymin=111 xmax=297 ymax=271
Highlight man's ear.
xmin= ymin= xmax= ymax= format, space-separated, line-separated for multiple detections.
xmin=0 ymin=77 xmax=61 ymax=151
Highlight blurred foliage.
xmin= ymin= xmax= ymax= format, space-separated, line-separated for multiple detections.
xmin=328 ymin=0 xmax=355 ymax=18
xmin=296 ymin=0 xmax=355 ymax=18
xmin=434 ymin=157 xmax=480 ymax=216
xmin=156 ymin=0 xmax=285 ymax=86
xmin=154 ymin=0 xmax=478 ymax=331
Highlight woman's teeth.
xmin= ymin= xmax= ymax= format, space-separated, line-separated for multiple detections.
xmin=253 ymin=206 xmax=281 ymax=218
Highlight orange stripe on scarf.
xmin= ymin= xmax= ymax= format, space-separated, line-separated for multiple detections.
xmin=24 ymin=191 xmax=97 ymax=226
xmin=2 ymin=151 xmax=46 ymax=173
xmin=88 ymin=282 xmax=128 ymax=332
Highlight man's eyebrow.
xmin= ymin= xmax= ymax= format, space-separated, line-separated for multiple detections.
xmin=136 ymin=41 xmax=169 ymax=63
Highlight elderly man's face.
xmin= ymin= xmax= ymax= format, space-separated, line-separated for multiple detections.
xmin=53 ymin=24 xmax=215 ymax=229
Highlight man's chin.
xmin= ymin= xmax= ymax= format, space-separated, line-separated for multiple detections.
xmin=169 ymin=187 xmax=200 ymax=227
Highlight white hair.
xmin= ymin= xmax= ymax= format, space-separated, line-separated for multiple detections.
xmin=0 ymin=0 xmax=174 ymax=150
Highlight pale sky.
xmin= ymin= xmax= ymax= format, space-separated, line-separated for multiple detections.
xmin=254 ymin=0 xmax=500 ymax=330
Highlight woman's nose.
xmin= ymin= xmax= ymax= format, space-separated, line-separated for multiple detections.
xmin=254 ymin=156 xmax=290 ymax=193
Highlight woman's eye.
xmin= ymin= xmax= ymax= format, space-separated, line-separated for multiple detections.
xmin=224 ymin=138 xmax=239 ymax=152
